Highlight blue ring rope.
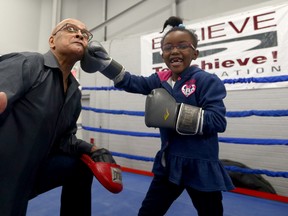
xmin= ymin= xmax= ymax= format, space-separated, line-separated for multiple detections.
xmin=82 ymin=106 xmax=288 ymax=118
xmin=81 ymin=125 xmax=288 ymax=145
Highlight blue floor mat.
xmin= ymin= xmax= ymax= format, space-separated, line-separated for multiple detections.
xmin=27 ymin=172 xmax=288 ymax=216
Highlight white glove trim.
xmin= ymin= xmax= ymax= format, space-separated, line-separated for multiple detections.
xmin=176 ymin=103 xmax=202 ymax=135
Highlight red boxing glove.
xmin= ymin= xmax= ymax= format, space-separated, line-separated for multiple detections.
xmin=81 ymin=148 xmax=123 ymax=194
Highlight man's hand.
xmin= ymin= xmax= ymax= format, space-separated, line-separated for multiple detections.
xmin=0 ymin=92 xmax=7 ymax=114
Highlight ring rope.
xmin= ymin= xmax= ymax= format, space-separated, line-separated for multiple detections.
xmin=81 ymin=74 xmax=288 ymax=92
xmin=82 ymin=106 xmax=288 ymax=118
xmin=82 ymin=125 xmax=288 ymax=145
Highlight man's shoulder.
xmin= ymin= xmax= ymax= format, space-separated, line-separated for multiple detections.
xmin=0 ymin=52 xmax=45 ymax=69
xmin=0 ymin=51 xmax=44 ymax=64
xmin=21 ymin=51 xmax=44 ymax=62
xmin=2 ymin=51 xmax=41 ymax=58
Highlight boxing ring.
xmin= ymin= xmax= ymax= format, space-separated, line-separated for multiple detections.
xmin=27 ymin=75 xmax=288 ymax=215
xmin=27 ymin=172 xmax=288 ymax=216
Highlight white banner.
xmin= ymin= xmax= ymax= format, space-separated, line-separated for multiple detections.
xmin=140 ymin=3 xmax=288 ymax=90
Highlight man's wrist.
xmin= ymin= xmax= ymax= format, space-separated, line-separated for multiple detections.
xmin=90 ymin=145 xmax=98 ymax=153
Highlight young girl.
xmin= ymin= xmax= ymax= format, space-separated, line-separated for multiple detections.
xmin=81 ymin=16 xmax=234 ymax=216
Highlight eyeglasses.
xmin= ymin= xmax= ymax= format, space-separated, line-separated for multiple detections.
xmin=162 ymin=42 xmax=196 ymax=53
xmin=53 ymin=23 xmax=93 ymax=41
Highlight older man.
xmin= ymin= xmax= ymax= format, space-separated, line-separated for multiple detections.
xmin=0 ymin=18 xmax=115 ymax=216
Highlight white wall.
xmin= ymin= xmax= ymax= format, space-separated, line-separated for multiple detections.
xmin=0 ymin=0 xmax=42 ymax=53
xmin=0 ymin=0 xmax=279 ymax=54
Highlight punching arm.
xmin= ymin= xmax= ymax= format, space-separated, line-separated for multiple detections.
xmin=80 ymin=41 xmax=125 ymax=83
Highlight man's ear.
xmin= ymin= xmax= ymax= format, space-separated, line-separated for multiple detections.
xmin=49 ymin=36 xmax=55 ymax=49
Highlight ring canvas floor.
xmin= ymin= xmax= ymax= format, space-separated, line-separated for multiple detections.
xmin=27 ymin=172 xmax=288 ymax=216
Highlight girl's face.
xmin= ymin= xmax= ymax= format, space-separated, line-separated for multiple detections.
xmin=161 ymin=31 xmax=198 ymax=80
